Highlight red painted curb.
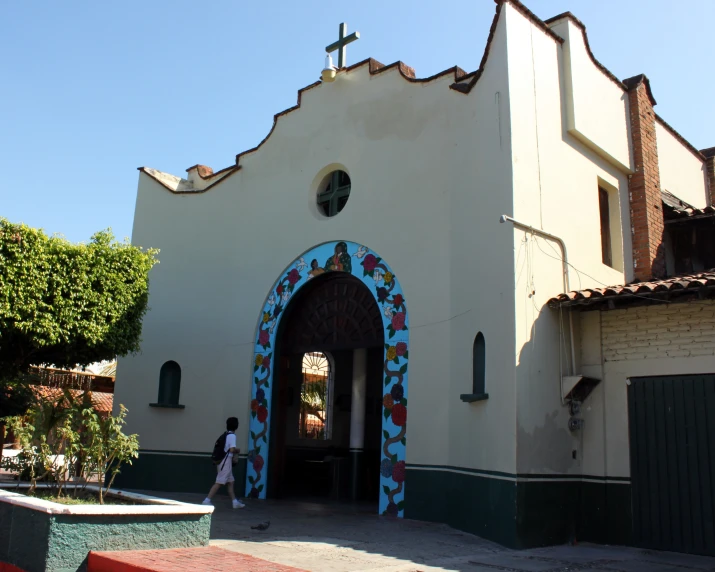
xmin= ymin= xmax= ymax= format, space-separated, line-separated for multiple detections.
xmin=88 ymin=552 xmax=147 ymax=572
xmin=0 ymin=563 xmax=27 ymax=572
xmin=88 ymin=547 xmax=308 ymax=572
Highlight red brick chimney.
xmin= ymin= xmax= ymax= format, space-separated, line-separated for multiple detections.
xmin=624 ymin=74 xmax=666 ymax=281
xmin=702 ymin=147 xmax=715 ymax=206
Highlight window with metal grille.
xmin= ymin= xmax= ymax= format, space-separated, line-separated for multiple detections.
xmin=298 ymin=352 xmax=333 ymax=439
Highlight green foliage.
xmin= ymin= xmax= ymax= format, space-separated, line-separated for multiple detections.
xmin=0 ymin=390 xmax=82 ymax=496
xmin=0 ymin=218 xmax=158 ymax=380
xmin=0 ymin=396 xmax=139 ymax=504
xmin=0 ymin=375 xmax=35 ymax=420
xmin=78 ymin=404 xmax=139 ymax=503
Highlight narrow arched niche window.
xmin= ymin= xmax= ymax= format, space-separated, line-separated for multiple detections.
xmin=460 ymin=332 xmax=488 ymax=403
xmin=316 ymin=170 xmax=351 ymax=217
xmin=150 ymin=360 xmax=185 ymax=409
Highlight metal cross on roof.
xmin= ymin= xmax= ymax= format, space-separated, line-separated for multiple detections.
xmin=325 ymin=23 xmax=360 ymax=69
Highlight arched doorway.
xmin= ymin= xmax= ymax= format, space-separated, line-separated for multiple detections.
xmin=268 ymin=272 xmax=385 ymax=503
xmin=246 ymin=241 xmax=408 ymax=517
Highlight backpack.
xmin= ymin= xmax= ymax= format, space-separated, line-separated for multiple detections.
xmin=211 ymin=431 xmax=229 ymax=465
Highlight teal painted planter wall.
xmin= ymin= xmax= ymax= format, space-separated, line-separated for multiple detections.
xmin=406 ymin=467 xmax=632 ymax=549
xmin=0 ymin=501 xmax=51 ymax=572
xmin=0 ymin=496 xmax=211 ymax=572
xmin=114 ymin=451 xmax=246 ymax=496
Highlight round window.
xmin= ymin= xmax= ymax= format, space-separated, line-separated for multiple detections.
xmin=316 ymin=170 xmax=351 ymax=217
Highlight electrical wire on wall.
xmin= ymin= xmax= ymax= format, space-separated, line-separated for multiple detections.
xmin=531 ymin=235 xmax=670 ymax=305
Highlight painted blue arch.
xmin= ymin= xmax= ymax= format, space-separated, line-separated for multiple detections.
xmin=245 ymin=241 xmax=409 ymax=517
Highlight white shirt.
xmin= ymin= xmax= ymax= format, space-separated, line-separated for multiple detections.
xmin=224 ymin=432 xmax=236 ymax=453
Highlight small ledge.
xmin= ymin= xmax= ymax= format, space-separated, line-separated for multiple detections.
xmin=460 ymin=393 xmax=489 ymax=403
xmin=149 ymin=403 xmax=186 ymax=409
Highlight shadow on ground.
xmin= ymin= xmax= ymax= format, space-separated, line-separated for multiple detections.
xmin=132 ymin=490 xmax=715 ymax=572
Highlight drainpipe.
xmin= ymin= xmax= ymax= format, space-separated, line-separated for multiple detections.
xmin=500 ymin=215 xmax=576 ymax=400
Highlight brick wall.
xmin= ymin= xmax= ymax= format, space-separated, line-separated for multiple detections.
xmin=601 ymin=300 xmax=715 ymax=362
xmin=702 ymin=147 xmax=715 ymax=206
xmin=625 ymin=75 xmax=666 ymax=281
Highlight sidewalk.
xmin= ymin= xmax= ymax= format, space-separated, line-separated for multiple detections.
xmin=130 ymin=491 xmax=715 ymax=572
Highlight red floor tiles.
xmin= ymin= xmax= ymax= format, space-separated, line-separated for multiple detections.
xmin=88 ymin=547 xmax=308 ymax=572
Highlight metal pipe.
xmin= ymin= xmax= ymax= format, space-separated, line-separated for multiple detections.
xmin=500 ymin=215 xmax=577 ymax=383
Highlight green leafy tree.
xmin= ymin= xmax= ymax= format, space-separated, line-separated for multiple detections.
xmin=78 ymin=404 xmax=139 ymax=503
xmin=0 ymin=218 xmax=158 ymax=425
xmin=0 ymin=390 xmax=81 ymax=496
xmin=1 ymin=397 xmax=139 ymax=503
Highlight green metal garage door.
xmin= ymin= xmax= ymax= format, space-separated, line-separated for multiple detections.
xmin=628 ymin=374 xmax=715 ymax=556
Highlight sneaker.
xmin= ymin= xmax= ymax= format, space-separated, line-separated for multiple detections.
xmin=202 ymin=498 xmax=212 ymax=505
xmin=232 ymin=499 xmax=245 ymax=509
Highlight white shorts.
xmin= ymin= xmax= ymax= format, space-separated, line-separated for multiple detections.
xmin=215 ymin=456 xmax=235 ymax=485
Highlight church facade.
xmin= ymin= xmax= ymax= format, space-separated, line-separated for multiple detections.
xmin=114 ymin=0 xmax=715 ymax=552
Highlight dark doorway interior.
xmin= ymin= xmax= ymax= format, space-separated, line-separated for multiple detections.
xmin=268 ymin=273 xmax=385 ymax=504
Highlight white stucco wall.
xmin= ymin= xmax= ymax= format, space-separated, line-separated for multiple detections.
xmin=115 ymin=9 xmax=518 ymax=477
xmin=656 ymin=121 xmax=708 ymax=208
xmin=547 ymin=18 xmax=632 ymax=173
xmin=115 ymin=1 xmax=709 ymax=488
xmin=504 ymin=4 xmax=630 ymax=475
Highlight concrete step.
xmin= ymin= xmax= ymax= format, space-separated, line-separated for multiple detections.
xmin=88 ymin=547 xmax=308 ymax=572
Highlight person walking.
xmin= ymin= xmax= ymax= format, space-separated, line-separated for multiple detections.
xmin=203 ymin=417 xmax=245 ymax=508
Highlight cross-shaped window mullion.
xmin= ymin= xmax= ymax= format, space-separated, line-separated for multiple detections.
xmin=317 ymin=171 xmax=351 ymax=216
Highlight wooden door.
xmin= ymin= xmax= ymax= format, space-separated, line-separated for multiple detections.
xmin=268 ymin=355 xmax=291 ymax=498
xmin=628 ymin=374 xmax=715 ymax=556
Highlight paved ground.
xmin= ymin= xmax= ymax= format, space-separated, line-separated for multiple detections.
xmin=136 ymin=490 xmax=715 ymax=572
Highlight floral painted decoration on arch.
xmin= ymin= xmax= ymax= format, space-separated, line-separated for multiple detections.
xmin=247 ymin=241 xmax=409 ymax=517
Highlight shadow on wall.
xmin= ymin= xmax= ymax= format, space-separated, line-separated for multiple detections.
xmin=513 ymin=303 xmax=632 ymax=548
xmin=514 ymin=303 xmax=582 ymax=547
xmin=516 ymin=300 xmax=575 ymax=474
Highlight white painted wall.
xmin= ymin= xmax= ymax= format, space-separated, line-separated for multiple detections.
xmin=547 ymin=18 xmax=633 ymax=173
xmin=656 ymin=121 xmax=709 ymax=208
xmin=504 ymin=4 xmax=630 ymax=475
xmin=445 ymin=8 xmax=517 ymax=475
xmin=115 ymin=0 xmax=710 ymax=487
xmin=115 ymin=10 xmax=518 ymax=478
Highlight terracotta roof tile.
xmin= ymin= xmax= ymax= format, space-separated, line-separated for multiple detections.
xmin=30 ymin=387 xmax=114 ymax=414
xmin=548 ymin=269 xmax=715 ymax=308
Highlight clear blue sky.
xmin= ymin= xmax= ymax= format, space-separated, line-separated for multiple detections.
xmin=2 ymin=0 xmax=713 ymax=244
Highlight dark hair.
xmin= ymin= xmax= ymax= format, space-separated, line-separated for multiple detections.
xmin=226 ymin=417 xmax=239 ymax=431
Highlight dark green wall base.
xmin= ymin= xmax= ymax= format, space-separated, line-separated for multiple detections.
xmin=115 ymin=455 xmax=633 ymax=550
xmin=405 ymin=467 xmax=632 ymax=549
xmin=114 ymin=451 xmax=246 ymax=496
xmin=515 ymin=478 xmax=632 ymax=548
xmin=405 ymin=467 xmax=518 ymax=547
xmin=0 ymin=498 xmax=211 ymax=572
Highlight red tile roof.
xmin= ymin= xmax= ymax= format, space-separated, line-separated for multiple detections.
xmin=662 ymin=190 xmax=715 ymax=221
xmin=30 ymin=387 xmax=114 ymax=414
xmin=548 ymin=269 xmax=715 ymax=308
